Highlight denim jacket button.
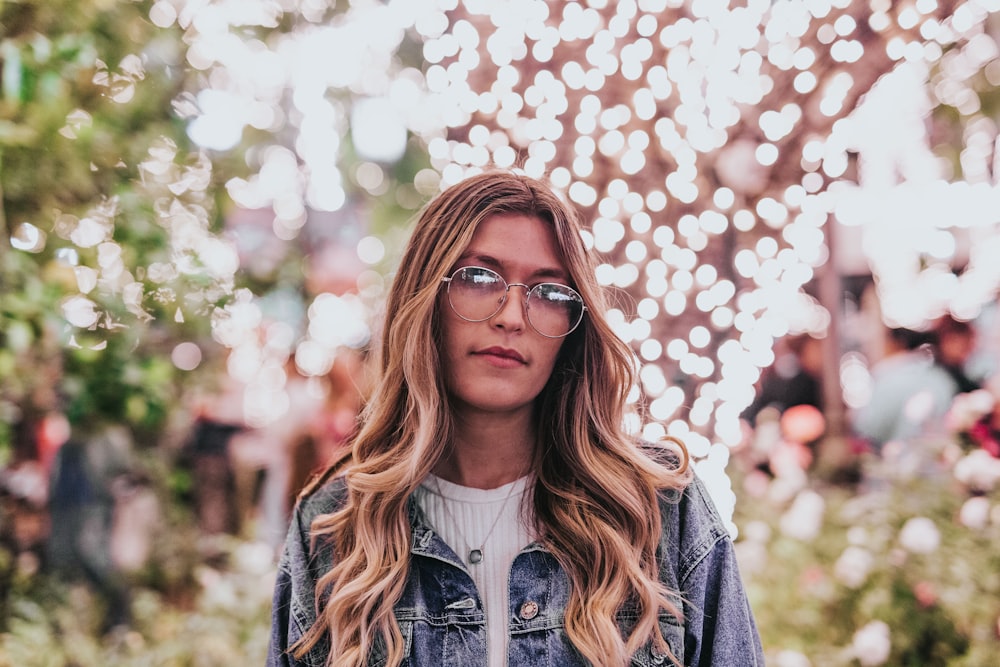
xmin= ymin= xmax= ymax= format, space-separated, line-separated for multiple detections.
xmin=519 ymin=601 xmax=539 ymax=620
xmin=650 ymin=646 xmax=667 ymax=664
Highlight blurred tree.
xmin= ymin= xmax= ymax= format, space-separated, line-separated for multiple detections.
xmin=0 ymin=0 xmax=232 ymax=467
xmin=0 ymin=0 xmax=250 ymax=629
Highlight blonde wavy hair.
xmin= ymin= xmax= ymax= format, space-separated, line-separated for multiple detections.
xmin=294 ymin=170 xmax=692 ymax=666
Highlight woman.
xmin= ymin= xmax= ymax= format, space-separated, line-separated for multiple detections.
xmin=267 ymin=171 xmax=764 ymax=666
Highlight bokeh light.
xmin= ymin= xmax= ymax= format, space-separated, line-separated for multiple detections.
xmin=114 ymin=0 xmax=1000 ymax=510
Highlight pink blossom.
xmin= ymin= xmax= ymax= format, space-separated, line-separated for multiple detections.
xmin=913 ymin=581 xmax=937 ymax=608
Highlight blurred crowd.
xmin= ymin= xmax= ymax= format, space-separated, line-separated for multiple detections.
xmin=183 ymin=347 xmax=369 ymax=550
xmin=736 ymin=307 xmax=1000 ymax=491
xmin=0 ymin=344 xmax=370 ymax=634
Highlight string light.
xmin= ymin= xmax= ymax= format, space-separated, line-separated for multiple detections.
xmin=123 ymin=1 xmax=1000 ymax=465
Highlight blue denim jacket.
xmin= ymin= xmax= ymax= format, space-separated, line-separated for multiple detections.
xmin=267 ymin=473 xmax=764 ymax=666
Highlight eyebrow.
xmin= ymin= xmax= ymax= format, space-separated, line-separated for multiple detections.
xmin=456 ymin=252 xmax=570 ymax=283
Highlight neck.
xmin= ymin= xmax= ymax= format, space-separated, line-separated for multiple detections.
xmin=434 ymin=407 xmax=536 ymax=489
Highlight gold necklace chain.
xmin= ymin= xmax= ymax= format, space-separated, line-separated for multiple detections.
xmin=430 ymin=474 xmax=526 ymax=565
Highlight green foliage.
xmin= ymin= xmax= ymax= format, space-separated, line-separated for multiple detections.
xmin=0 ymin=0 xmax=222 ymax=460
xmin=1 ymin=0 xmax=181 ymax=219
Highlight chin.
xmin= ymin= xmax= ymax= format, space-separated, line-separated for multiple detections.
xmin=453 ymin=389 xmax=536 ymax=414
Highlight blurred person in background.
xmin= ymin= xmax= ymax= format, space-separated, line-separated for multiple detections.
xmin=183 ymin=370 xmax=247 ymax=536
xmin=741 ymin=333 xmax=824 ymax=426
xmin=267 ymin=171 xmax=764 ymax=667
xmin=853 ymin=327 xmax=957 ymax=456
xmin=739 ymin=333 xmax=826 ymax=477
xmin=47 ymin=422 xmax=136 ymax=634
xmin=307 ymin=348 xmax=369 ymax=470
xmin=929 ymin=314 xmax=981 ymax=395
xmin=228 ymin=357 xmax=326 ymax=552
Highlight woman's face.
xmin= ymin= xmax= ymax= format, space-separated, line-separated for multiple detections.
xmin=439 ymin=213 xmax=570 ymax=419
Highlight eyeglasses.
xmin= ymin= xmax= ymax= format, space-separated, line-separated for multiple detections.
xmin=441 ymin=266 xmax=586 ymax=338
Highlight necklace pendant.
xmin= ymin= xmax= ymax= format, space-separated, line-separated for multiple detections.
xmin=468 ymin=549 xmax=483 ymax=564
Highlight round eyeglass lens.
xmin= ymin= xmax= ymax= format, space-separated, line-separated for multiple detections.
xmin=446 ymin=267 xmax=584 ymax=337
xmin=447 ymin=267 xmax=507 ymax=321
xmin=526 ymin=283 xmax=584 ymax=337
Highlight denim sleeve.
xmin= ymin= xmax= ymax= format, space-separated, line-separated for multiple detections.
xmin=267 ymin=562 xmax=296 ymax=666
xmin=673 ymin=476 xmax=765 ymax=667
xmin=267 ymin=481 xmax=343 ymax=667
xmin=266 ymin=505 xmax=314 ymax=667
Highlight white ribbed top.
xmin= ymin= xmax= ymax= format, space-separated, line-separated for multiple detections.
xmin=416 ymin=474 xmax=534 ymax=667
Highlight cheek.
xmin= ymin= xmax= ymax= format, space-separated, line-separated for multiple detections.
xmin=437 ymin=309 xmax=466 ymax=376
xmin=539 ymin=340 xmax=567 ymax=375
xmin=543 ymin=337 xmax=580 ymax=386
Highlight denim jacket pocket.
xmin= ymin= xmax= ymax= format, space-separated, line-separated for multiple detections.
xmin=366 ymin=620 xmax=413 ymax=667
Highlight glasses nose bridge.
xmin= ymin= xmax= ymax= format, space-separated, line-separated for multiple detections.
xmin=504 ymin=281 xmax=531 ymax=296
xmin=500 ymin=280 xmax=532 ymax=310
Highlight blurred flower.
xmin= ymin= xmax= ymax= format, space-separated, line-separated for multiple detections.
xmin=799 ymin=565 xmax=826 ymax=589
xmin=768 ymin=469 xmax=808 ymax=504
xmin=773 ymin=649 xmax=812 ymax=667
xmin=737 ymin=396 xmax=1000 ymax=662
xmin=69 ymin=215 xmax=113 ymax=248
xmin=770 ymin=440 xmax=813 ymax=478
xmin=742 ymin=468 xmax=771 ymax=498
xmin=958 ymin=496 xmax=991 ymax=530
xmin=16 ymin=551 xmax=40 ymax=577
xmin=944 ymin=389 xmax=995 ymax=432
xmin=734 ymin=539 xmax=769 ymax=575
xmin=74 ymin=266 xmax=99 ymax=293
xmin=913 ymin=580 xmax=938 ymax=608
xmin=845 ymin=525 xmax=869 ymax=545
xmin=0 ymin=461 xmax=48 ymax=506
xmin=852 ymin=620 xmax=892 ymax=666
xmin=945 ymin=389 xmax=1000 ymax=458
xmin=233 ymin=541 xmax=277 ymax=576
xmin=743 ymin=519 xmax=772 ymax=543
xmin=197 ymin=566 xmax=239 ymax=610
xmin=779 ymin=489 xmax=825 ymax=541
xmin=953 ymin=449 xmax=1000 ymax=492
xmin=898 ymin=517 xmax=941 ymax=555
xmin=966 ymin=421 xmax=1000 ymax=457
xmin=886 ymin=546 xmax=908 ymax=568
xmin=834 ymin=545 xmax=874 ymax=589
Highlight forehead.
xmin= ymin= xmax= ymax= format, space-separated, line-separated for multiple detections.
xmin=461 ymin=213 xmax=567 ymax=277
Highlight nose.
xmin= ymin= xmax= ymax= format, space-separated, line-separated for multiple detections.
xmin=490 ymin=283 xmax=529 ymax=332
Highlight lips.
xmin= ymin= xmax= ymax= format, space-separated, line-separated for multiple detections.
xmin=474 ymin=346 xmax=526 ymax=364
